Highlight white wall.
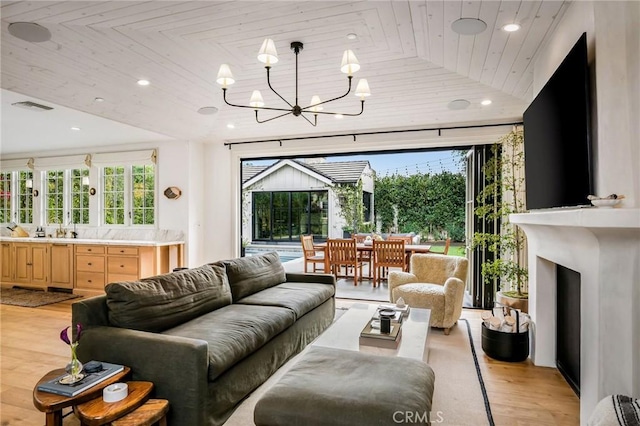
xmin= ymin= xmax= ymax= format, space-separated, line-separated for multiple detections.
xmin=533 ymin=1 xmax=639 ymax=208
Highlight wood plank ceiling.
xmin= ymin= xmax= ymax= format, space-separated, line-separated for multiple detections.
xmin=1 ymin=1 xmax=569 ymax=147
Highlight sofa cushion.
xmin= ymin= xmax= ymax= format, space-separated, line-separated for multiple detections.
xmin=105 ymin=264 xmax=231 ymax=332
xmin=236 ymin=282 xmax=335 ymax=319
xmin=220 ymin=252 xmax=286 ymax=301
xmin=163 ymin=304 xmax=296 ymax=381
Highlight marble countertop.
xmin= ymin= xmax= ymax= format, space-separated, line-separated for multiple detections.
xmin=0 ymin=237 xmax=184 ymax=247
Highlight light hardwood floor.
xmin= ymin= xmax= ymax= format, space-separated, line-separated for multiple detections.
xmin=1 ymin=299 xmax=579 ymax=425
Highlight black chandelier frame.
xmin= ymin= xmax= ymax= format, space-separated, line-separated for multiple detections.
xmin=222 ymin=41 xmax=364 ymax=126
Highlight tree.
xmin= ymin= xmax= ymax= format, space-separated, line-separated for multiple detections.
xmin=472 ymin=129 xmax=528 ymax=298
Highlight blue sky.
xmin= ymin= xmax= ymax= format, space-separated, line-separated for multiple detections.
xmin=244 ymin=149 xmax=465 ymax=176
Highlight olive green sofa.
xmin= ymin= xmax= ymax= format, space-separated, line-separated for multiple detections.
xmin=72 ymin=252 xmax=336 ymax=426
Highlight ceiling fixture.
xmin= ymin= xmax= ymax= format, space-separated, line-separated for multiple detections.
xmin=94 ymin=97 xmax=105 ymax=103
xmin=227 ymin=123 xmax=235 ymax=129
xmin=451 ymin=18 xmax=487 ymax=35
xmin=448 ymin=99 xmax=471 ymax=110
xmin=346 ymin=33 xmax=358 ymax=40
xmin=197 ymin=106 xmax=219 ymax=115
xmin=71 ymin=127 xmax=81 ymax=131
xmin=481 ymin=99 xmax=492 ymax=106
xmin=137 ymin=79 xmax=150 ymax=86
xmin=217 ymin=39 xmax=371 ymax=126
xmin=8 ymin=22 xmax=51 ymax=43
xmin=502 ymin=23 xmax=521 ymax=32
xmin=11 ymin=101 xmax=53 ymax=111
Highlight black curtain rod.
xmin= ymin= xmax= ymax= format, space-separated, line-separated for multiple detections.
xmin=223 ymin=121 xmax=523 ymax=149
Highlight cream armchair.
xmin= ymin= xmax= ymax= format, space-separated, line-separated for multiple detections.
xmin=389 ymin=253 xmax=468 ymax=335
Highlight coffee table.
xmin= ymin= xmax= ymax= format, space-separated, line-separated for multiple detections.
xmin=312 ymin=303 xmax=431 ymax=361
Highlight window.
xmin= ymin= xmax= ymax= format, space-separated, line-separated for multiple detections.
xmin=17 ymin=171 xmax=33 ymax=224
xmin=252 ymin=191 xmax=328 ymax=241
xmin=46 ymin=170 xmax=64 ymax=224
xmin=0 ymin=172 xmax=11 ymax=223
xmin=71 ymin=169 xmax=90 ymax=224
xmin=103 ymin=166 xmax=125 ymax=225
xmin=103 ymin=164 xmax=155 ymax=226
xmin=132 ymin=165 xmax=155 ymax=225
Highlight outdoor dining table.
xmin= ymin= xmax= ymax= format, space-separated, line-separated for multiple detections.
xmin=314 ymin=242 xmax=431 ymax=279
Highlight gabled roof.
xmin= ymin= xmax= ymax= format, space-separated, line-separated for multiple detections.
xmin=305 ymin=160 xmax=370 ymax=184
xmin=242 ymin=159 xmax=371 ymax=186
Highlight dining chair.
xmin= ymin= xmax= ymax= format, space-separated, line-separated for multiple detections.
xmin=300 ymin=235 xmax=325 ymax=273
xmin=387 ymin=235 xmax=413 ymax=269
xmin=387 ymin=235 xmax=413 ymax=244
xmin=443 ymin=237 xmax=451 ymax=255
xmin=372 ymin=239 xmax=407 ymax=287
xmin=326 ymin=238 xmax=363 ymax=285
xmin=351 ymin=233 xmax=373 ymax=278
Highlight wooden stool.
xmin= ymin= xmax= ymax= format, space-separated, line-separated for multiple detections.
xmin=74 ymin=381 xmax=153 ymax=426
xmin=112 ymin=399 xmax=169 ymax=426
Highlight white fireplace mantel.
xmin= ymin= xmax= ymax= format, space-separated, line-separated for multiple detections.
xmin=510 ymin=208 xmax=640 ymax=425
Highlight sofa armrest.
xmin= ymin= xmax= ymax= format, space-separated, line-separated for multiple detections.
xmin=443 ymin=277 xmax=466 ymax=327
xmin=72 ymin=295 xmax=110 ymax=328
xmin=77 ymin=327 xmax=209 ymax=426
xmin=388 ymin=271 xmax=418 ymax=302
xmin=286 ymin=272 xmax=336 ymax=287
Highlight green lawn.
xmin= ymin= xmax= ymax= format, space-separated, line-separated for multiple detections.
xmin=428 ymin=243 xmax=466 ymax=257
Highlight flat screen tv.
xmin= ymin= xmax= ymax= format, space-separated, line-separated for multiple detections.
xmin=523 ymin=32 xmax=592 ymax=210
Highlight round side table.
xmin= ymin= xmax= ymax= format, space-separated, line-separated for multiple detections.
xmin=33 ymin=366 xmax=131 ymax=426
xmin=74 ymin=381 xmax=153 ymax=426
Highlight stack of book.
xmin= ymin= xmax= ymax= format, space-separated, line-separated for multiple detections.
xmin=378 ymin=303 xmax=410 ymax=317
xmin=359 ymin=309 xmax=403 ymax=349
xmin=37 ymin=361 xmax=125 ymax=397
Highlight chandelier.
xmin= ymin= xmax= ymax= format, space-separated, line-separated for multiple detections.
xmin=216 ymin=39 xmax=371 ymax=126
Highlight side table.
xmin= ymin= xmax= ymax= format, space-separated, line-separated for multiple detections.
xmin=33 ymin=366 xmax=132 ymax=426
xmin=74 ymin=381 xmax=154 ymax=426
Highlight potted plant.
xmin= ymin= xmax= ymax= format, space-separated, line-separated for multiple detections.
xmin=473 ymin=128 xmax=528 ymax=312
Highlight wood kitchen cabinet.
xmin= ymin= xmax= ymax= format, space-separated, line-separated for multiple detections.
xmin=13 ymin=243 xmax=49 ymax=288
xmin=74 ymin=243 xmax=180 ymax=296
xmin=1 ymin=242 xmax=12 ymax=283
xmin=50 ymin=243 xmax=74 ymax=289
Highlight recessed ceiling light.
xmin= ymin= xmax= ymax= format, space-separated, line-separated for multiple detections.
xmin=448 ymin=99 xmax=471 ymax=110
xmin=71 ymin=127 xmax=81 ymax=131
xmin=346 ymin=33 xmax=357 ymax=40
xmin=227 ymin=123 xmax=235 ymax=129
xmin=334 ymin=114 xmax=344 ymax=119
xmin=502 ymin=23 xmax=521 ymax=32
xmin=197 ymin=106 xmax=219 ymax=115
xmin=8 ymin=22 xmax=51 ymax=43
xmin=451 ymin=18 xmax=487 ymax=36
xmin=481 ymin=99 xmax=492 ymax=106
xmin=137 ymin=79 xmax=150 ymax=86
xmin=94 ymin=97 xmax=104 ymax=103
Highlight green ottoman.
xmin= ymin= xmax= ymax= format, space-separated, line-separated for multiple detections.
xmin=254 ymin=346 xmax=436 ymax=426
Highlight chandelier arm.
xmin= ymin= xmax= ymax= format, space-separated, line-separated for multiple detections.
xmin=308 ymin=100 xmax=365 ymax=117
xmin=301 ymin=76 xmax=353 ymax=111
xmin=266 ymin=67 xmax=293 ymax=108
xmin=255 ymin=110 xmax=293 ymax=124
xmin=299 ymin=113 xmax=318 ymax=127
xmin=223 ymin=89 xmax=291 ymax=112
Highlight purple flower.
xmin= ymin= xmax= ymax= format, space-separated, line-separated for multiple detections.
xmin=60 ymin=323 xmax=83 ymax=346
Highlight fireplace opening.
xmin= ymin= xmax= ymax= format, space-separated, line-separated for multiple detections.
xmin=556 ymin=264 xmax=581 ymax=396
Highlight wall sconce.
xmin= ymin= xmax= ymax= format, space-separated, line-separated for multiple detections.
xmin=26 ymin=179 xmax=38 ymax=196
xmin=163 ymin=186 xmax=182 ymax=199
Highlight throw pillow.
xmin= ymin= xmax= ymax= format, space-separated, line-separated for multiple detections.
xmin=106 ymin=263 xmax=231 ymax=332
xmin=220 ymin=252 xmax=286 ymax=301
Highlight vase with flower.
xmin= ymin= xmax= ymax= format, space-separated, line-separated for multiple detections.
xmin=60 ymin=323 xmax=84 ymax=384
